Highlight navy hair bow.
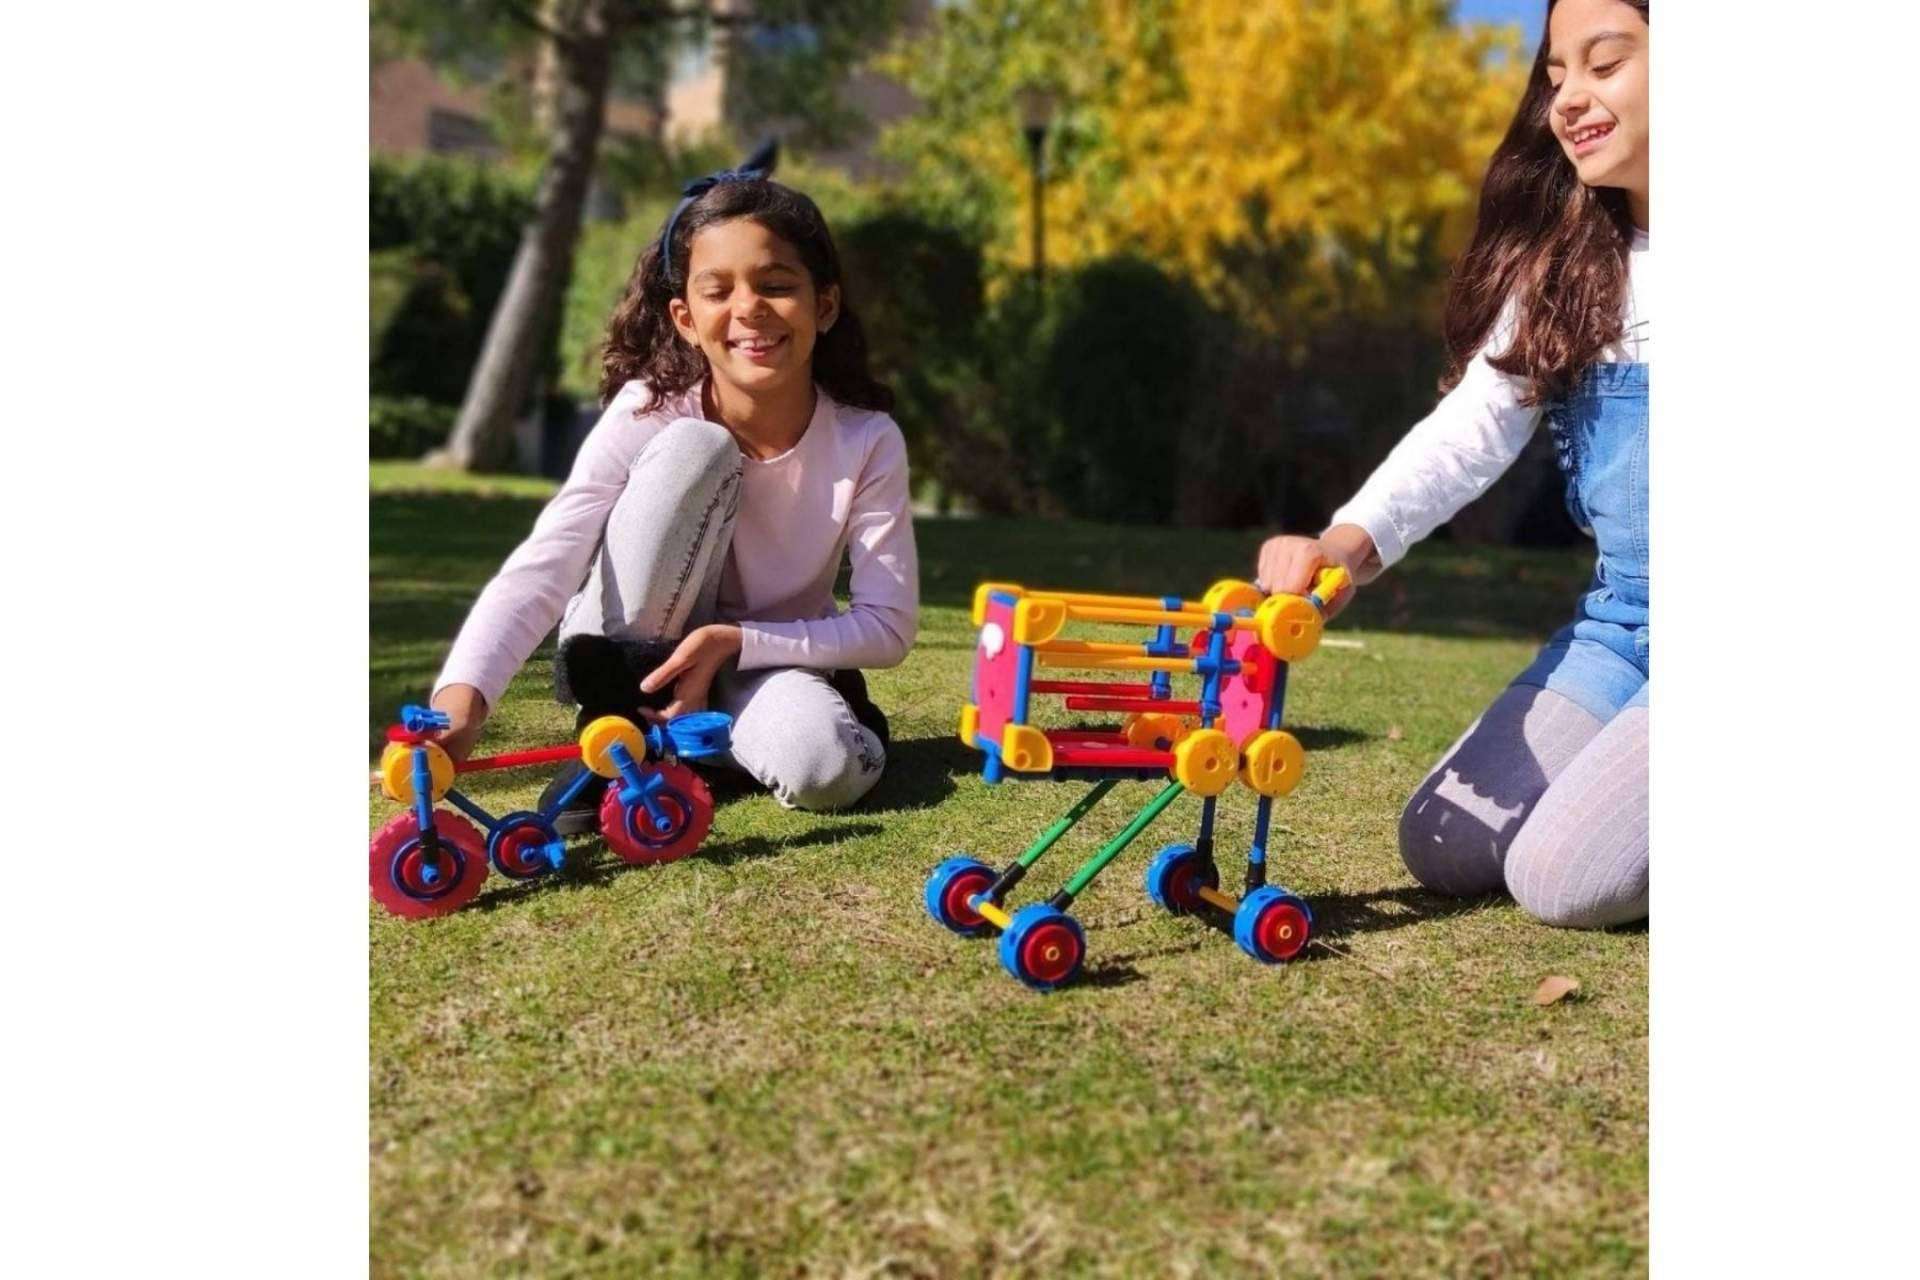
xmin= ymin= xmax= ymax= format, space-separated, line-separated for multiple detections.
xmin=658 ymin=138 xmax=779 ymax=282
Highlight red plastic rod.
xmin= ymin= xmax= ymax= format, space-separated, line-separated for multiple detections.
xmin=454 ymin=744 xmax=580 ymax=774
xmin=1063 ymin=696 xmax=1202 ymax=715
xmin=1029 ymin=680 xmax=1156 ymax=696
xmin=1051 ymin=745 xmax=1173 ymax=768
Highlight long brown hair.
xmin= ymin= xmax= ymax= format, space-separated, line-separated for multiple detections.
xmin=1441 ymin=0 xmax=1648 ymax=403
xmin=599 ymin=179 xmax=894 ymax=413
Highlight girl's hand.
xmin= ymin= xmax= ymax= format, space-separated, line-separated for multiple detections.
xmin=639 ymin=624 xmax=743 ymax=723
xmin=1254 ymin=524 xmax=1378 ymax=621
xmin=428 ymin=683 xmax=489 ymax=764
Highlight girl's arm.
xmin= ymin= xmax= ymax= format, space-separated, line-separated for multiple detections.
xmin=738 ymin=418 xmax=920 ymax=672
xmin=1327 ymin=305 xmax=1541 ymax=568
xmin=1258 ymin=305 xmax=1540 ymax=604
xmin=430 ymin=391 xmax=660 ymax=738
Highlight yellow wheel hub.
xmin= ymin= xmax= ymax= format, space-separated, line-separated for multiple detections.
xmin=379 ymin=740 xmax=454 ymax=804
xmin=579 ymin=715 xmax=647 ymax=779
xmin=1172 ymin=728 xmax=1238 ymax=796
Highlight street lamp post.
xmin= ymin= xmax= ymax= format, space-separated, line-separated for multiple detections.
xmin=1016 ymin=85 xmax=1057 ymax=288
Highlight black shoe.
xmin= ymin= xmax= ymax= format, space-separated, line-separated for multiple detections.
xmin=537 ymin=761 xmax=610 ymax=838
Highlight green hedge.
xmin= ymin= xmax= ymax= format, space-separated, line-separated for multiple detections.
xmin=370 ymin=396 xmax=457 ymax=459
xmin=370 ymin=157 xmax=533 ymax=406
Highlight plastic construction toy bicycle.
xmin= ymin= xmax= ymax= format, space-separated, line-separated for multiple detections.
xmin=369 ymin=704 xmax=732 ymax=919
xmin=924 ymin=568 xmax=1348 ymax=990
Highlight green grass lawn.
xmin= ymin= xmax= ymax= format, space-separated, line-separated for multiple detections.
xmin=371 ymin=463 xmax=1647 ymax=1277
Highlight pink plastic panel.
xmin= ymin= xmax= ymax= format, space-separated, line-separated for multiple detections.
xmin=1219 ymin=629 xmax=1281 ymax=747
xmin=972 ymin=594 xmax=1022 ymax=751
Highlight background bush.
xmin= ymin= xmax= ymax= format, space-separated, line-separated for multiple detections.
xmin=370 ymin=396 xmax=458 ymax=458
xmin=370 ymin=157 xmax=533 ymax=406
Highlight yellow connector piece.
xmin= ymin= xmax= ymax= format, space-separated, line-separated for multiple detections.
xmin=972 ymin=581 xmax=1023 ymax=626
xmin=578 ymin=715 xmax=647 ymax=779
xmin=958 ymin=702 xmax=980 ymax=749
xmin=380 ymin=740 xmax=454 ymax=805
xmin=999 ymin=724 xmax=1054 ymax=773
xmin=1202 ymin=578 xmax=1264 ymax=616
xmin=1172 ymin=728 xmax=1238 ymax=796
xmin=1125 ymin=712 xmax=1193 ymax=751
xmin=1012 ymin=596 xmax=1069 ymax=645
xmin=1255 ymin=594 xmax=1324 ymax=661
xmin=1241 ymin=729 xmax=1306 ymax=797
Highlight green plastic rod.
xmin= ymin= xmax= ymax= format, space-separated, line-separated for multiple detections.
xmin=1017 ymin=779 xmax=1118 ymax=867
xmin=1058 ymin=781 xmax=1187 ymax=898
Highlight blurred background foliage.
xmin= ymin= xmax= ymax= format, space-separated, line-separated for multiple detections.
xmin=371 ymin=0 xmax=1573 ymax=543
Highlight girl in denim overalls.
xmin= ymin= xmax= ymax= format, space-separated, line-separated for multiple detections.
xmin=1258 ymin=0 xmax=1650 ymax=928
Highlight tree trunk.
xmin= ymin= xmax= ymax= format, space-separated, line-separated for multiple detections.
xmin=432 ymin=0 xmax=614 ymax=472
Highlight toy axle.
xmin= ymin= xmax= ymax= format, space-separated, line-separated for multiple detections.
xmin=971 ymin=898 xmax=1014 ymax=930
xmin=1194 ymin=884 xmax=1239 ymax=914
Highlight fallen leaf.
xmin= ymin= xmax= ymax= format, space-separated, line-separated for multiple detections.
xmin=1533 ymin=975 xmax=1581 ymax=1005
xmin=1387 ymin=724 xmax=1404 ymax=741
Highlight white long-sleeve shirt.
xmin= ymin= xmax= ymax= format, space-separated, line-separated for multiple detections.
xmin=433 ymin=381 xmax=920 ymax=710
xmin=1329 ymin=228 xmax=1649 ymax=567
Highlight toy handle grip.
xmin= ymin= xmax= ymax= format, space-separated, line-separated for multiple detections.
xmin=1309 ymin=565 xmax=1351 ymax=606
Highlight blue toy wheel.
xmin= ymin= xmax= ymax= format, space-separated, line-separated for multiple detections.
xmin=1234 ymin=885 xmax=1314 ymax=964
xmin=998 ymin=903 xmax=1086 ymax=991
xmin=488 ymin=812 xmax=564 ymax=880
xmin=1144 ymin=842 xmax=1219 ymax=915
xmin=924 ymin=856 xmax=998 ymax=936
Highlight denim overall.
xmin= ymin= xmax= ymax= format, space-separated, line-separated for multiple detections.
xmin=1512 ymin=362 xmax=1650 ymax=721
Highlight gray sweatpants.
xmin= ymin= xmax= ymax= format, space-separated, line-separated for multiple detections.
xmin=557 ymin=416 xmax=886 ymax=812
xmin=1398 ymin=684 xmax=1648 ymax=929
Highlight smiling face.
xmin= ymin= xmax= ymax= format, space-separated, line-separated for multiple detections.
xmin=667 ymin=217 xmax=840 ymax=400
xmin=1545 ymin=0 xmax=1649 ymax=208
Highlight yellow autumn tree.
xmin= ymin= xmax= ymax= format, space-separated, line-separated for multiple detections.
xmin=883 ymin=0 xmax=1524 ymax=333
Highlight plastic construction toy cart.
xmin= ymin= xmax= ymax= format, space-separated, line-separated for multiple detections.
xmin=924 ymin=569 xmax=1347 ymax=990
xmin=369 ymin=705 xmax=731 ymax=919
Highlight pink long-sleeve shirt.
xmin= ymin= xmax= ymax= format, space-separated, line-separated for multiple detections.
xmin=433 ymin=380 xmax=920 ymax=710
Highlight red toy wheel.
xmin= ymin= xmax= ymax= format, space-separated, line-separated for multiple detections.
xmin=598 ymin=763 xmax=714 ymax=865
xmin=490 ymin=816 xmax=560 ymax=880
xmin=1254 ymin=900 xmax=1312 ymax=962
xmin=1018 ymin=918 xmax=1084 ymax=986
xmin=940 ymin=864 xmax=996 ymax=931
xmin=369 ymin=811 xmax=489 ymax=920
xmin=1166 ymin=859 xmax=1211 ymax=911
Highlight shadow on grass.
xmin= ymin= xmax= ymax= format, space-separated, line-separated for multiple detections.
xmin=1076 ymin=961 xmax=1147 ymax=989
xmin=692 ymin=736 xmax=966 ymax=814
xmin=1290 ymin=724 xmax=1368 ymax=752
xmin=1306 ymin=885 xmax=1504 ymax=945
xmin=861 ymin=735 xmax=969 ymax=811
xmin=465 ymin=822 xmax=883 ymax=912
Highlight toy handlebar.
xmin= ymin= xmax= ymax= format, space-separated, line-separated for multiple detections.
xmin=400 ymin=704 xmax=452 ymax=734
xmin=647 ymin=711 xmax=733 ymax=761
xmin=1308 ymin=565 xmax=1351 ymax=608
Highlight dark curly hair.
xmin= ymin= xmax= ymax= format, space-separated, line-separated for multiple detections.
xmin=1441 ymin=0 xmax=1648 ymax=404
xmin=599 ymin=179 xmax=894 ymax=414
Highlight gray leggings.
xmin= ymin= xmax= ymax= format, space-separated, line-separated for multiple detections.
xmin=556 ymin=416 xmax=886 ymax=812
xmin=1399 ymin=684 xmax=1648 ymax=928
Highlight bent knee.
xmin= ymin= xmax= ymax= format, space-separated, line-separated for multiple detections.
xmin=769 ymin=723 xmax=885 ymax=812
xmin=1504 ymin=832 xmax=1647 ymax=929
xmin=1397 ymin=785 xmax=1509 ymax=898
xmin=645 ymin=416 xmax=740 ymax=478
